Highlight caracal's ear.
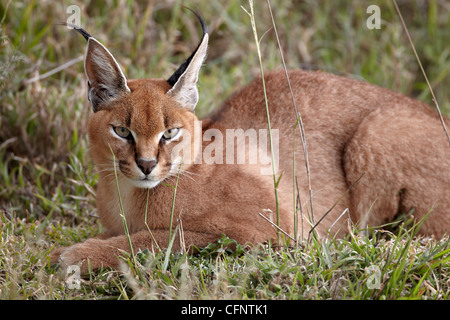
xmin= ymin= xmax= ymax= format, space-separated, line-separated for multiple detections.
xmin=166 ymin=9 xmax=208 ymax=111
xmin=64 ymin=23 xmax=130 ymax=112
xmin=85 ymin=37 xmax=130 ymax=111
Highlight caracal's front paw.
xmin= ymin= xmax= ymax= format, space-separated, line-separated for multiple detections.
xmin=52 ymin=240 xmax=117 ymax=274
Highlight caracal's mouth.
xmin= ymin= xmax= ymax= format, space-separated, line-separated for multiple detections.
xmin=129 ymin=177 xmax=161 ymax=189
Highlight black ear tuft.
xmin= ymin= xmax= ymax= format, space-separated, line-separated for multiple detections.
xmin=57 ymin=22 xmax=92 ymax=41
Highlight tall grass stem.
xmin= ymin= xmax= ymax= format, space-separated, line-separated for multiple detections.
xmin=109 ymin=144 xmax=136 ymax=267
xmin=242 ymin=0 xmax=281 ymax=240
xmin=266 ymin=0 xmax=315 ymax=230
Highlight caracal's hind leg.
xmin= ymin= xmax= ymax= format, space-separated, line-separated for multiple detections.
xmin=344 ymin=105 xmax=450 ymax=237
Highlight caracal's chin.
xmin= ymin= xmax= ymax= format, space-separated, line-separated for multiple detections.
xmin=129 ymin=177 xmax=161 ymax=189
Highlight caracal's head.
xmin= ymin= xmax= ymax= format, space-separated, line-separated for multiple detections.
xmin=68 ymin=10 xmax=208 ymax=189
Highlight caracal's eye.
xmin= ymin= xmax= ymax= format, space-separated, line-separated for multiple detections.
xmin=163 ymin=128 xmax=180 ymax=140
xmin=113 ymin=126 xmax=131 ymax=139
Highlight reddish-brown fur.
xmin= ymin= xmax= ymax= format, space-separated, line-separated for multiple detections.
xmin=51 ymin=28 xmax=450 ymax=274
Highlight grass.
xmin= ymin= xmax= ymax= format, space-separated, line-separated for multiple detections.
xmin=1 ymin=0 xmax=450 ymax=300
